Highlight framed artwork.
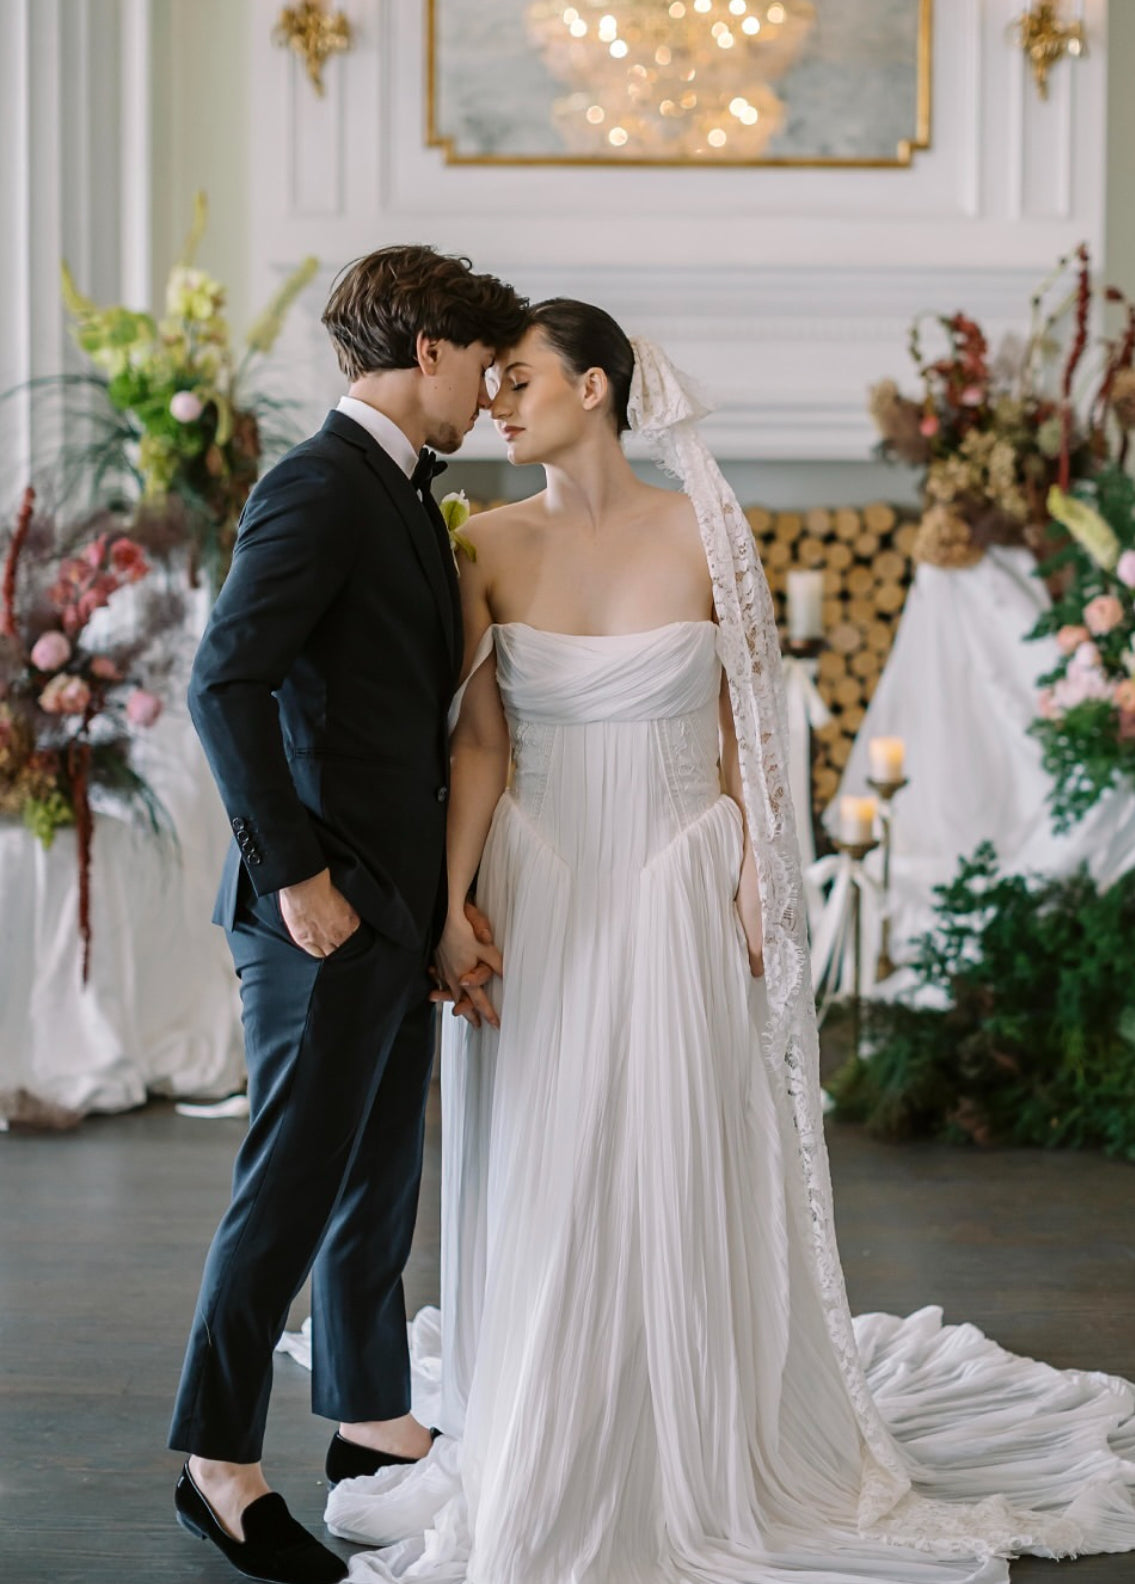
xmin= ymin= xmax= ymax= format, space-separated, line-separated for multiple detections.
xmin=427 ymin=0 xmax=932 ymax=167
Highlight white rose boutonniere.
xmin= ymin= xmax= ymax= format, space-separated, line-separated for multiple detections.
xmin=439 ymin=490 xmax=476 ymax=568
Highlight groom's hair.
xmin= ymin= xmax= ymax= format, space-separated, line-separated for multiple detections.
xmin=322 ymin=245 xmax=528 ymax=380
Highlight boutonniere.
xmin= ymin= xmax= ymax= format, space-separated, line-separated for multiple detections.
xmin=438 ymin=491 xmax=476 ymax=568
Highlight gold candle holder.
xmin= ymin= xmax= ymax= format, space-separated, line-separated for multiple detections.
xmin=867 ymin=774 xmax=909 ymax=982
xmin=832 ymin=834 xmax=880 ymax=1063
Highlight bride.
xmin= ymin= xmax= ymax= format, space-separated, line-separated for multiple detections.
xmin=321 ymin=303 xmax=1135 ymax=1583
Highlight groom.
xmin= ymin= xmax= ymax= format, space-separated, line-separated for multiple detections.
xmin=170 ymin=245 xmax=526 ymax=1584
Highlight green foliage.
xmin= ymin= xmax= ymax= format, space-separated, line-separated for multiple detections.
xmin=828 ymin=843 xmax=1135 ymax=1159
xmin=22 ymin=791 xmax=75 ymax=847
xmin=1027 ymin=467 xmax=1135 ymax=830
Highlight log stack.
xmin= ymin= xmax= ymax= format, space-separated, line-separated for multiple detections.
xmin=744 ymin=504 xmax=917 ymax=821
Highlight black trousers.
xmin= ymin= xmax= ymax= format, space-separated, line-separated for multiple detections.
xmin=168 ymin=883 xmax=434 ymax=1463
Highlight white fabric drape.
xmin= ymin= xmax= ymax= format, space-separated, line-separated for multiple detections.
xmin=829 ymin=548 xmax=1135 ymax=981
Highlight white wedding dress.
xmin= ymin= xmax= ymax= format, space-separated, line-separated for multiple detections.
xmin=316 ymin=618 xmax=1135 ymax=1584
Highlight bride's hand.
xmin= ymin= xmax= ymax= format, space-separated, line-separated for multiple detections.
xmin=436 ymin=908 xmax=504 ymax=1029
xmin=735 ymin=848 xmax=765 ymax=979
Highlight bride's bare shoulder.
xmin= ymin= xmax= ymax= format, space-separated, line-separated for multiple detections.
xmin=463 ymin=494 xmax=549 ymax=561
xmin=635 ymin=483 xmax=704 ymax=552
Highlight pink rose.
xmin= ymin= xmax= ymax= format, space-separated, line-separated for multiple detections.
xmin=1054 ymin=658 xmax=1112 ymax=710
xmin=89 ymin=655 xmax=121 ymax=681
xmin=919 ymin=413 xmax=940 ymax=437
xmin=109 ymin=537 xmax=149 ymax=583
xmin=1116 ymin=549 xmax=1135 ymax=589
xmin=960 ymin=385 xmax=985 ymax=407
xmin=30 ymin=630 xmax=73 ymax=672
xmin=126 ymin=688 xmax=163 ymax=728
xmin=1084 ymin=594 xmax=1125 ymax=636
xmin=1037 ymin=687 xmax=1061 ymax=720
xmin=1056 ymin=624 xmax=1090 ymax=654
xmin=1114 ymin=677 xmax=1135 ymax=713
xmin=39 ymin=673 xmax=92 ymax=715
xmin=170 ymin=390 xmax=204 ymax=423
xmin=1070 ymin=639 xmax=1101 ymax=671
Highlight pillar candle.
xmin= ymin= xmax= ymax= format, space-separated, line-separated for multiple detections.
xmin=839 ymin=795 xmax=877 ymax=845
xmin=868 ymin=736 xmax=905 ymax=783
xmin=786 ymin=569 xmax=824 ymax=641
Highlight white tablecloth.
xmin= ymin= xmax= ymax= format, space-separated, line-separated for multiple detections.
xmin=817 ymin=547 xmax=1135 ymax=988
xmin=0 ymin=702 xmax=243 ymax=1113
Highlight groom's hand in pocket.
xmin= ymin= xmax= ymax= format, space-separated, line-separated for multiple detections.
xmin=277 ymin=867 xmax=361 ymax=958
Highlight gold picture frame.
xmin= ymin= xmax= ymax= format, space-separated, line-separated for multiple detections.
xmin=426 ymin=0 xmax=932 ymax=169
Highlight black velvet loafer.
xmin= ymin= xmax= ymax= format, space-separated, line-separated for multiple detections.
xmin=325 ymin=1427 xmax=442 ymax=1488
xmin=175 ymin=1462 xmax=347 ymax=1584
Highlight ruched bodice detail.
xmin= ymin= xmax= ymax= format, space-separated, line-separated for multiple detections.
xmin=492 ymin=620 xmax=725 ymax=858
xmin=493 ymin=620 xmax=721 ymax=723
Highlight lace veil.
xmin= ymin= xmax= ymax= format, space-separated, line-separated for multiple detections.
xmin=627 ymin=340 xmax=914 ymax=1523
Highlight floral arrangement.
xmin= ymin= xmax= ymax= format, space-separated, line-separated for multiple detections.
xmin=60 ymin=193 xmax=317 ymax=586
xmin=1027 ymin=468 xmax=1135 ymax=829
xmin=827 ymin=843 xmax=1135 ymax=1161
xmin=869 ymin=247 xmax=1135 ymax=570
xmin=0 ymin=486 xmax=184 ymax=979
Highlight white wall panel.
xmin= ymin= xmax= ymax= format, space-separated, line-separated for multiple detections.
xmin=249 ymin=0 xmax=1110 ymax=462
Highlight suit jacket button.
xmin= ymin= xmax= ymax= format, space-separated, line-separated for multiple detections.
xmin=248 ymin=852 xmax=262 ymax=866
xmin=435 ymin=786 xmax=448 ymax=803
xmin=232 ymin=817 xmax=245 ymax=833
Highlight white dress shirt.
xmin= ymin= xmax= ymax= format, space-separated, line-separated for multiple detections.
xmin=335 ymin=396 xmax=418 ymax=479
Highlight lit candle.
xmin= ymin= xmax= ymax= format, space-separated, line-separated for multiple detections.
xmin=786 ymin=568 xmax=824 ymax=642
xmin=868 ymin=736 xmax=905 ymax=784
xmin=839 ymin=795 xmax=878 ymax=845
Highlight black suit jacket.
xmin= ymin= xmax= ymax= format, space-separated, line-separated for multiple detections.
xmin=188 ymin=410 xmax=462 ymax=950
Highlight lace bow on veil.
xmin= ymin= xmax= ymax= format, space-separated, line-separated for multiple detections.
xmin=627 ymin=338 xmax=916 ymax=1524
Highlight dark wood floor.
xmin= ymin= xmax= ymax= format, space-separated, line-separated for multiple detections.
xmin=1 ymin=1091 xmax=1132 ymax=1582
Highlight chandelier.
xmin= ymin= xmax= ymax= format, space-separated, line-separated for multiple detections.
xmin=525 ymin=0 xmax=816 ymax=159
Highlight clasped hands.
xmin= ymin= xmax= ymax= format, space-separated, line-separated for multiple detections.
xmin=431 ymin=900 xmax=503 ymax=1029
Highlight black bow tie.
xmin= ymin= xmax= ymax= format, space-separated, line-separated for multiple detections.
xmin=410 ymin=447 xmax=448 ymax=496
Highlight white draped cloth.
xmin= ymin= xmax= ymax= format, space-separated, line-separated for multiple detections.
xmin=823 ymin=547 xmax=1135 ymax=982
xmin=282 ymin=619 xmax=1135 ymax=1584
xmin=0 ymin=588 xmax=243 ymax=1114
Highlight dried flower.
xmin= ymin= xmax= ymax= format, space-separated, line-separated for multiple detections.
xmin=39 ymin=674 xmax=91 ymax=715
xmin=1112 ymin=368 xmax=1135 ymax=430
xmin=109 ymin=537 xmax=149 ymax=582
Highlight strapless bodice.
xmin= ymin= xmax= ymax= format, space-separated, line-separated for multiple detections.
xmin=492 ymin=620 xmax=721 ymax=723
xmin=486 ymin=620 xmax=728 ymax=865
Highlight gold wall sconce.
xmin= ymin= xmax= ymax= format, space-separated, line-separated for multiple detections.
xmin=274 ymin=1 xmax=353 ymax=96
xmin=1013 ymin=2 xmax=1087 ymax=101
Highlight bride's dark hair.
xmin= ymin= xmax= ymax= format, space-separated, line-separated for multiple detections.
xmin=527 ymin=298 xmax=635 ymax=434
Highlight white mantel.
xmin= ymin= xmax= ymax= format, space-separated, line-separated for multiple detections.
xmin=248 ymin=0 xmax=1109 ymax=463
